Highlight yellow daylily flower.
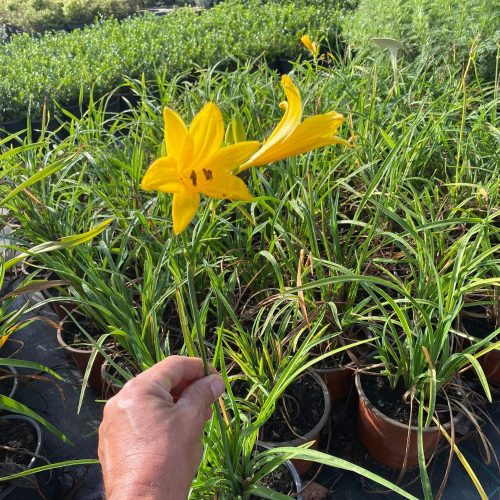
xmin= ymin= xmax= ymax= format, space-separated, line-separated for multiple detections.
xmin=141 ymin=103 xmax=260 ymax=234
xmin=301 ymin=34 xmax=319 ymax=57
xmin=238 ymin=75 xmax=349 ymax=171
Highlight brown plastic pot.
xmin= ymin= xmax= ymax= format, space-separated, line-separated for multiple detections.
xmin=314 ymin=363 xmax=355 ymax=402
xmin=100 ymin=360 xmax=125 ymax=398
xmin=457 ymin=311 xmax=500 ymax=386
xmin=257 ymin=371 xmax=331 ymax=474
xmin=355 ymin=372 xmax=458 ymax=469
xmin=56 ymin=315 xmax=104 ymax=392
xmin=479 ymin=350 xmax=500 ymax=385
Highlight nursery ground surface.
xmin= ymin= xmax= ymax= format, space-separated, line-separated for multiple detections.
xmin=2 ymin=285 xmax=500 ymax=499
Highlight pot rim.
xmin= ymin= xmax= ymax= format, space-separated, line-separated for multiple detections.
xmin=1 ymin=365 xmax=19 ymax=400
xmin=257 ymin=370 xmax=331 ymax=447
xmin=56 ymin=313 xmax=96 ymax=355
xmin=313 ymin=361 xmax=356 ymax=374
xmin=355 ymin=371 xmax=460 ymax=433
xmin=0 ymin=414 xmax=43 ymax=472
xmin=100 ymin=359 xmax=126 ymax=392
xmin=256 ymin=443 xmax=303 ymax=500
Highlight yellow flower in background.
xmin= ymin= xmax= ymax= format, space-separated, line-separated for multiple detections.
xmin=238 ymin=75 xmax=348 ymax=171
xmin=141 ymin=104 xmax=260 ymax=234
xmin=301 ymin=34 xmax=319 ymax=57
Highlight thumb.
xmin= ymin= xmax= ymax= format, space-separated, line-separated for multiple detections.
xmin=177 ymin=374 xmax=225 ymax=412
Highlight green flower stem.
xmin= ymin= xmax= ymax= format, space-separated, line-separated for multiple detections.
xmin=180 ymin=230 xmax=237 ymax=489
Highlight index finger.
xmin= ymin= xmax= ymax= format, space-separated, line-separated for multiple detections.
xmin=136 ymin=355 xmax=216 ymax=394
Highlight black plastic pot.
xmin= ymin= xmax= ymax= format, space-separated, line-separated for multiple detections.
xmin=0 ymin=415 xmax=43 ymax=497
xmin=256 ymin=444 xmax=303 ymax=499
xmin=0 ymin=118 xmax=27 ymax=140
xmin=267 ymin=57 xmax=293 ymax=75
xmin=0 ymin=366 xmax=19 ymax=401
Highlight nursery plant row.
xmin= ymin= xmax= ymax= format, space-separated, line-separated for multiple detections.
xmin=0 ymin=0 xmax=338 ymax=124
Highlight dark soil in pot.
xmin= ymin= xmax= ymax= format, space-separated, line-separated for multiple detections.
xmin=59 ymin=313 xmax=101 ymax=349
xmin=459 ymin=305 xmax=499 ymax=384
xmin=56 ymin=311 xmax=106 ymax=391
xmin=362 ymin=375 xmax=453 ymax=427
xmin=101 ymin=355 xmax=138 ymax=397
xmin=356 ymin=372 xmax=460 ymax=469
xmin=260 ymin=373 xmax=325 ymax=443
xmin=0 ymin=419 xmax=37 ymax=467
xmin=0 ymin=368 xmax=16 ymax=399
xmin=249 ymin=464 xmax=297 ymax=498
xmin=460 ymin=307 xmax=496 ymax=339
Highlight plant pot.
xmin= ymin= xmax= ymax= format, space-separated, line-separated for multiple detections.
xmin=355 ymin=372 xmax=458 ymax=469
xmin=0 ymin=366 xmax=18 ymax=400
xmin=0 ymin=415 xmax=43 ymax=495
xmin=100 ymin=359 xmax=126 ymax=398
xmin=118 ymin=90 xmax=141 ymax=112
xmin=257 ymin=371 xmax=331 ymax=474
xmin=255 ymin=444 xmax=303 ymax=500
xmin=0 ymin=118 xmax=26 ymax=135
xmin=56 ymin=313 xmax=105 ymax=392
xmin=267 ymin=57 xmax=293 ymax=75
xmin=458 ymin=309 xmax=500 ymax=386
xmin=314 ymin=363 xmax=355 ymax=402
xmin=105 ymin=96 xmax=121 ymax=114
xmin=478 ymin=350 xmax=500 ymax=385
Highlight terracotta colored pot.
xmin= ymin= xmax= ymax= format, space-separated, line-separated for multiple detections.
xmin=479 ymin=350 xmax=500 ymax=385
xmin=100 ymin=360 xmax=124 ymax=398
xmin=257 ymin=371 xmax=331 ymax=474
xmin=355 ymin=372 xmax=458 ymax=469
xmin=314 ymin=363 xmax=355 ymax=402
xmin=56 ymin=315 xmax=104 ymax=392
xmin=457 ymin=311 xmax=500 ymax=386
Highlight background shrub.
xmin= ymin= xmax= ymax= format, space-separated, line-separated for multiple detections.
xmin=343 ymin=0 xmax=499 ymax=81
xmin=0 ymin=0 xmax=144 ymax=32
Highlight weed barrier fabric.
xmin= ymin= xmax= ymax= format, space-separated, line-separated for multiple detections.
xmin=1 ymin=286 xmax=103 ymax=500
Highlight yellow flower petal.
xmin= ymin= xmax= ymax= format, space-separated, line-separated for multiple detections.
xmin=188 ymin=142 xmax=258 ymax=200
xmin=239 ymin=75 xmax=302 ymax=170
xmin=172 ymin=190 xmax=200 ymax=234
xmin=0 ymin=334 xmax=10 ymax=349
xmin=241 ymin=111 xmax=346 ymax=168
xmin=266 ymin=75 xmax=302 ymax=144
xmin=163 ymin=107 xmax=188 ymax=160
xmin=198 ymin=172 xmax=253 ymax=201
xmin=200 ymin=141 xmax=260 ymax=174
xmin=301 ymin=34 xmax=314 ymax=52
xmin=188 ymin=102 xmax=224 ymax=165
xmin=141 ymin=157 xmax=183 ymax=193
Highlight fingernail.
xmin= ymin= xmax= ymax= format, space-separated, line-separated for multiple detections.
xmin=209 ymin=376 xmax=225 ymax=400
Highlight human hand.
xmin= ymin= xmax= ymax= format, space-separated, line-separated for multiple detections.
xmin=98 ymin=355 xmax=225 ymax=500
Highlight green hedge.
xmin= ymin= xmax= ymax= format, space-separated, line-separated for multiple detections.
xmin=343 ymin=0 xmax=499 ymax=81
xmin=0 ymin=1 xmax=221 ymax=33
xmin=0 ymin=0 xmax=145 ymax=32
xmin=0 ymin=0 xmax=338 ymax=122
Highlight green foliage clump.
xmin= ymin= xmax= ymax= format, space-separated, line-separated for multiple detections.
xmin=0 ymin=0 xmax=337 ymax=122
xmin=344 ymin=0 xmax=499 ymax=81
xmin=0 ymin=0 xmax=144 ymax=32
